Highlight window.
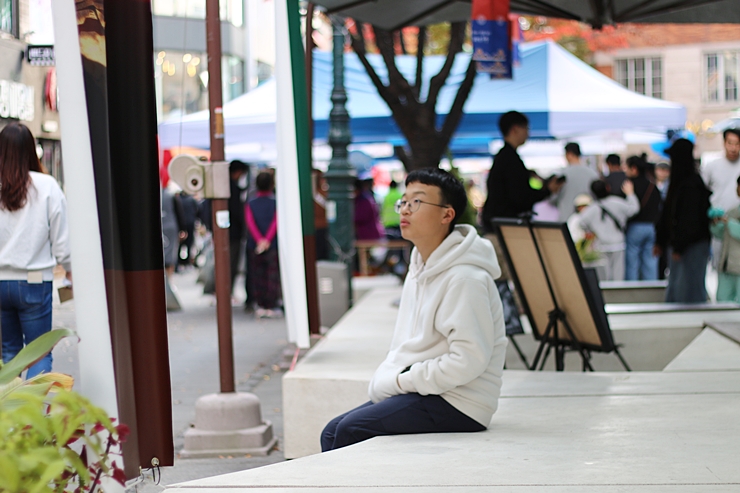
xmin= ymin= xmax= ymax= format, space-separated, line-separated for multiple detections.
xmin=152 ymin=0 xmax=243 ymax=26
xmin=0 ymin=0 xmax=15 ymax=36
xmin=223 ymin=56 xmax=244 ymax=101
xmin=614 ymin=57 xmax=662 ymax=99
xmin=155 ymin=50 xmax=209 ymax=121
xmin=705 ymin=51 xmax=739 ymax=104
xmin=154 ymin=50 xmax=245 ymax=122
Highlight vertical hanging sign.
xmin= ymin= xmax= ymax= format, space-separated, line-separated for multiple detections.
xmin=471 ymin=0 xmax=513 ymax=79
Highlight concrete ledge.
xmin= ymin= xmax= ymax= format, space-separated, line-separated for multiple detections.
xmin=600 ymin=280 xmax=666 ymax=304
xmin=172 ymin=370 xmax=740 ymax=492
xmin=606 ymin=302 xmax=740 ymax=330
xmin=282 ymin=287 xmax=399 ymax=459
xmin=664 ymin=327 xmax=740 ymax=372
xmin=170 ymin=283 xmax=740 ymax=492
xmin=283 ymin=286 xmax=740 ymax=458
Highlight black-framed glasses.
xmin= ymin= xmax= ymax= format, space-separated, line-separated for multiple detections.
xmin=394 ymin=198 xmax=449 ymax=214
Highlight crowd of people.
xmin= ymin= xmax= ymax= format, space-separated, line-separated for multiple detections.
xmin=2 ymin=112 xmax=739 ymax=381
xmin=480 ymin=110 xmax=740 ymax=304
xmin=158 ymin=160 xmax=285 ymax=317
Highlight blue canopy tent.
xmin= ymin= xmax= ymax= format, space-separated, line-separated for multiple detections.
xmin=158 ymin=40 xmax=685 ymax=160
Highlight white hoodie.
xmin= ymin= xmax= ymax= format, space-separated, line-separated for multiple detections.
xmin=368 ymin=224 xmax=507 ymax=427
xmin=0 ymin=171 xmax=71 ymax=281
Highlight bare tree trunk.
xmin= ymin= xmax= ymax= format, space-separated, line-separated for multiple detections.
xmin=350 ymin=21 xmax=477 ymax=172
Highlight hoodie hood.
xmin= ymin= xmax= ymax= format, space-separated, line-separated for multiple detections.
xmin=409 ymin=224 xmax=501 ymax=283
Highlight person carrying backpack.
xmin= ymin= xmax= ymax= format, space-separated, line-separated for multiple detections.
xmin=579 ymin=179 xmax=639 ymax=281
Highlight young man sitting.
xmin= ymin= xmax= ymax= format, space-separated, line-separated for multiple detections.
xmin=321 ymin=168 xmax=507 ymax=452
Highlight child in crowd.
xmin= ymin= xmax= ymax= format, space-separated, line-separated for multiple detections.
xmin=579 ymin=179 xmax=638 ymax=281
xmin=710 ymin=176 xmax=740 ymax=303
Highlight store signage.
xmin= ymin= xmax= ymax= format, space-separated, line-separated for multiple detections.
xmin=0 ymin=81 xmax=35 ymax=121
xmin=27 ymin=45 xmax=55 ymax=66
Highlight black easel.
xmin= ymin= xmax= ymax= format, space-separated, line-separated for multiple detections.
xmin=519 ymin=214 xmax=594 ymax=372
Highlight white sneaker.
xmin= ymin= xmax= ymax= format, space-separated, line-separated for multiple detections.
xmin=255 ymin=308 xmax=268 ymax=318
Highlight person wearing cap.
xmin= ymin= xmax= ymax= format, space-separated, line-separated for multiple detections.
xmin=701 ymin=129 xmax=740 ymax=270
xmin=550 ymin=142 xmax=600 ymax=222
xmin=655 ymin=139 xmax=712 ymax=303
xmin=566 ymin=194 xmax=592 ymax=243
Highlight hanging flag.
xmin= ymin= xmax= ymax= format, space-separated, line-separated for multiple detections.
xmin=274 ymin=0 xmax=312 ymax=349
xmin=51 ymin=0 xmax=174 ymax=479
xmin=471 ymin=0 xmax=513 ymax=79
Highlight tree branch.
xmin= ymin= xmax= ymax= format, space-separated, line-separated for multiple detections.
xmin=400 ymin=30 xmax=409 ymax=55
xmin=374 ymin=26 xmax=414 ymax=101
xmin=394 ymin=145 xmax=411 ymax=169
xmin=439 ymin=56 xmax=477 ymax=143
xmin=414 ymin=26 xmax=426 ymax=100
xmin=426 ymin=22 xmax=465 ymax=105
xmin=349 ymin=25 xmax=402 ymax=112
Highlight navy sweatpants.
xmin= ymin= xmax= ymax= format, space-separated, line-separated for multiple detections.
xmin=320 ymin=393 xmax=486 ymax=452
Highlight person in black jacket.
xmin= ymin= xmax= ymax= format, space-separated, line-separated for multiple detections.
xmin=482 ymin=111 xmax=563 ymax=229
xmin=624 ymin=155 xmax=663 ymax=280
xmin=654 ymin=139 xmax=711 ymax=302
xmin=481 ymin=111 xmax=563 ymax=297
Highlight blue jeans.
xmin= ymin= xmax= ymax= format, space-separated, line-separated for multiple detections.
xmin=1 ymin=281 xmax=54 ymax=378
xmin=665 ymin=241 xmax=709 ymax=303
xmin=625 ymin=222 xmax=658 ymax=281
xmin=321 ymin=393 xmax=486 ymax=452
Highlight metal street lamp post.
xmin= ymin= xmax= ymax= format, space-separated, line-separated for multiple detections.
xmin=324 ymin=15 xmax=355 ymax=304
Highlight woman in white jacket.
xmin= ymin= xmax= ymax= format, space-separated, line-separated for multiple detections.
xmin=0 ymin=123 xmax=71 ymax=377
xmin=321 ymin=168 xmax=507 ymax=452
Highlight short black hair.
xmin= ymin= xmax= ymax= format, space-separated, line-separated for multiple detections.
xmin=606 ymin=154 xmax=621 ymax=166
xmin=389 ymin=180 xmax=398 ymax=188
xmin=591 ymin=179 xmax=609 ymax=199
xmin=724 ymin=128 xmax=740 ymax=141
xmin=565 ymin=142 xmax=581 ymax=157
xmin=626 ymin=155 xmax=646 ymax=175
xmin=230 ymin=160 xmax=248 ymax=174
xmin=255 ymin=171 xmax=274 ymax=192
xmin=498 ymin=111 xmax=528 ymax=138
xmin=405 ymin=167 xmax=467 ymax=233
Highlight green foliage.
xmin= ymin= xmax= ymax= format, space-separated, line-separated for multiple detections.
xmin=446 ymin=156 xmax=479 ymax=231
xmin=425 ymin=23 xmax=451 ymax=55
xmin=0 ymin=329 xmax=75 ymax=385
xmin=556 ymin=36 xmax=591 ymax=63
xmin=576 ymin=236 xmax=601 ymax=264
xmin=0 ymin=329 xmax=128 ymax=492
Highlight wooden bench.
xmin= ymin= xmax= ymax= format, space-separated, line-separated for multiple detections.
xmin=354 ymin=239 xmax=411 ymax=276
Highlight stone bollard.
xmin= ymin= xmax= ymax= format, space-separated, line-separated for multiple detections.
xmin=180 ymin=392 xmax=277 ymax=458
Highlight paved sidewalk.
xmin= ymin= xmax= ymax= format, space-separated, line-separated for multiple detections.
xmin=50 ymin=268 xmax=291 ymax=491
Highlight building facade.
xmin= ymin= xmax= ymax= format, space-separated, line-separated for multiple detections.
xmin=152 ymin=0 xmax=276 ymax=124
xmin=593 ymin=24 xmax=740 ymax=155
xmin=2 ymin=0 xmax=62 ymax=181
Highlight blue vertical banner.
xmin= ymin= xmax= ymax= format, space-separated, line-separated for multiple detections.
xmin=471 ymin=0 xmax=513 ymax=79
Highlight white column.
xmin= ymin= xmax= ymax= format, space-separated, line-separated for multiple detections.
xmin=50 ymin=0 xmax=119 ymax=419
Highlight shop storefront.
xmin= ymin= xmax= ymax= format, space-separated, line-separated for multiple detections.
xmin=0 ymin=37 xmax=62 ymax=184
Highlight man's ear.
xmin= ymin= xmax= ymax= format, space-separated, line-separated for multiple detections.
xmin=441 ymin=206 xmax=455 ymax=226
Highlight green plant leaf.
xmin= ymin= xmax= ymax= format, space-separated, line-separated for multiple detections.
xmin=0 ymin=329 xmax=76 ymax=384
xmin=0 ymin=382 xmax=56 ymax=411
xmin=0 ymin=454 xmax=20 ymax=491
